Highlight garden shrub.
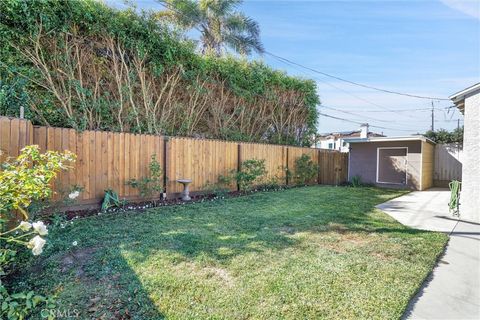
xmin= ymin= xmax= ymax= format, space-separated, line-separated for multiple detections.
xmin=0 ymin=0 xmax=319 ymax=146
xmin=350 ymin=175 xmax=362 ymax=188
xmin=0 ymin=146 xmax=75 ymax=320
xmin=294 ymin=154 xmax=318 ymax=185
xmin=127 ymin=154 xmax=163 ymax=199
xmin=236 ymin=159 xmax=267 ymax=191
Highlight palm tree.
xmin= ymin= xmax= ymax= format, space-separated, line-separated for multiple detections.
xmin=157 ymin=0 xmax=264 ymax=56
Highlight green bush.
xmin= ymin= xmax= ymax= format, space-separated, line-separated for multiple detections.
xmin=236 ymin=159 xmax=267 ymax=191
xmin=294 ymin=154 xmax=318 ymax=185
xmin=0 ymin=0 xmax=319 ymax=146
xmin=127 ymin=155 xmax=163 ymax=199
xmin=0 ymin=146 xmax=74 ymax=320
xmin=350 ymin=175 xmax=362 ymax=188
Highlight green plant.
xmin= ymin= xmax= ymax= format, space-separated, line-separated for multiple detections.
xmin=127 ymin=155 xmax=163 ymax=199
xmin=294 ymin=154 xmax=318 ymax=185
xmin=424 ymin=127 xmax=463 ymax=145
xmin=235 ymin=159 xmax=267 ymax=191
xmin=258 ymin=176 xmax=283 ymax=191
xmin=350 ymin=175 xmax=362 ymax=188
xmin=204 ymin=174 xmax=234 ymax=198
xmin=0 ymin=0 xmax=319 ymax=146
xmin=28 ymin=184 xmax=83 ymax=221
xmin=0 ymin=146 xmax=74 ymax=320
xmin=101 ymin=190 xmax=125 ymax=212
xmin=0 ymin=146 xmax=75 ymax=219
xmin=159 ymin=0 xmax=263 ymax=56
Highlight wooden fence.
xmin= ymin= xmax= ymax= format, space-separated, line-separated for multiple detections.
xmin=434 ymin=143 xmax=463 ymax=187
xmin=0 ymin=117 xmax=348 ymax=206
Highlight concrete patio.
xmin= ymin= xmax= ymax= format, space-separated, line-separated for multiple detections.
xmin=377 ymin=188 xmax=480 ymax=320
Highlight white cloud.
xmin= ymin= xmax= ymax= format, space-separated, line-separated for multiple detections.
xmin=440 ymin=0 xmax=480 ymax=19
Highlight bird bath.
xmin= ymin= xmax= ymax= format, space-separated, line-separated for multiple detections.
xmin=177 ymin=179 xmax=192 ymax=201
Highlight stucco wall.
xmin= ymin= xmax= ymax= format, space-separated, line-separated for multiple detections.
xmin=349 ymin=141 xmax=423 ymax=190
xmin=461 ymin=92 xmax=480 ymax=222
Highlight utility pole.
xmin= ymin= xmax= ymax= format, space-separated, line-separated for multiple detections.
xmin=431 ymin=101 xmax=435 ymax=131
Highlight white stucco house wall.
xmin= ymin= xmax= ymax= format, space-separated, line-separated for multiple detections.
xmin=450 ymin=83 xmax=480 ymax=223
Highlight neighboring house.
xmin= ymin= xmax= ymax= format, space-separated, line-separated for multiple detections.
xmin=344 ymin=135 xmax=435 ymax=191
xmin=314 ymin=124 xmax=384 ymax=152
xmin=450 ymin=83 xmax=480 ymax=223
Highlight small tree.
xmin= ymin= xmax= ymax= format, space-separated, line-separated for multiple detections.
xmin=294 ymin=154 xmax=318 ymax=185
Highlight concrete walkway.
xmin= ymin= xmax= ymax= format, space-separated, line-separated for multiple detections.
xmin=377 ymin=188 xmax=480 ymax=320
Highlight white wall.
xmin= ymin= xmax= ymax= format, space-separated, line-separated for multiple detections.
xmin=461 ymin=92 xmax=480 ymax=222
xmin=434 ymin=143 xmax=463 ymax=184
xmin=317 ymin=138 xmax=349 ymax=152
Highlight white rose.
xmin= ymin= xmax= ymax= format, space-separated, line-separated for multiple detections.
xmin=32 ymin=221 xmax=48 ymax=236
xmin=18 ymin=221 xmax=32 ymax=231
xmin=72 ymin=241 xmax=78 ymax=246
xmin=68 ymin=190 xmax=80 ymax=200
xmin=27 ymin=236 xmax=46 ymax=256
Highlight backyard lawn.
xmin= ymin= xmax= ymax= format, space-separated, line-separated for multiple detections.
xmin=16 ymin=186 xmax=448 ymax=319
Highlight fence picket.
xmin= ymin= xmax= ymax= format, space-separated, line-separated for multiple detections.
xmin=0 ymin=117 xmax=348 ymax=205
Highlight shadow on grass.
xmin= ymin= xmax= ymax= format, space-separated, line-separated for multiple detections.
xmin=18 ymin=186 xmax=427 ymax=318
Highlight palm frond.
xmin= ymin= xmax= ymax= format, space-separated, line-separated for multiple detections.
xmin=158 ymin=0 xmax=203 ymax=28
xmin=224 ymin=13 xmax=260 ymax=37
xmin=224 ymin=32 xmax=264 ymax=55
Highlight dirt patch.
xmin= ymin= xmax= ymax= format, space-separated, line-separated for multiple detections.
xmin=60 ymin=247 xmax=97 ymax=277
xmin=319 ymin=231 xmax=374 ymax=253
xmin=175 ymin=262 xmax=234 ymax=287
xmin=204 ymin=267 xmax=234 ymax=287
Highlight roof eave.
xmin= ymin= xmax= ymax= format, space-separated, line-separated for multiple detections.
xmin=344 ymin=136 xmax=436 ymax=145
xmin=449 ymin=83 xmax=480 ymax=115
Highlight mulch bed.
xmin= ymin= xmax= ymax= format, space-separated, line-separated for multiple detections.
xmin=46 ymin=185 xmax=307 ymax=222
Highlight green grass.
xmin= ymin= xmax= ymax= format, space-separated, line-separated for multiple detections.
xmin=16 ymin=186 xmax=448 ymax=319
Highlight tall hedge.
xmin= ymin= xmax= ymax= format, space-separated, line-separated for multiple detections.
xmin=0 ymin=0 xmax=319 ymax=146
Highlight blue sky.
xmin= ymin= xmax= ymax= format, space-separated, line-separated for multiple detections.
xmin=109 ymin=0 xmax=480 ymax=136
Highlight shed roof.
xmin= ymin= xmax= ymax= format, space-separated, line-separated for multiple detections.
xmin=343 ymin=135 xmax=436 ymax=145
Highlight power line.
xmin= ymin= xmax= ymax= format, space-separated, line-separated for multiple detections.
xmin=326 ymin=107 xmax=439 ymax=113
xmin=265 ymin=52 xmax=450 ymax=101
xmin=318 ymin=113 xmax=425 ymax=132
xmin=321 ymin=105 xmax=401 ymax=124
xmin=268 ymin=54 xmax=423 ymax=119
xmin=156 ymin=0 xmax=450 ymax=101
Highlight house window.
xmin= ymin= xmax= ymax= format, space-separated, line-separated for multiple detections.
xmin=343 ymin=141 xmax=347 ymax=147
xmin=328 ymin=143 xmax=333 ymax=149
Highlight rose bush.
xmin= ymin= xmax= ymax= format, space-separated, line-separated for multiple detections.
xmin=0 ymin=145 xmax=75 ymax=320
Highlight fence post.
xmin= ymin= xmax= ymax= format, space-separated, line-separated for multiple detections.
xmin=285 ymin=147 xmax=289 ymax=185
xmin=237 ymin=143 xmax=241 ymax=191
xmin=163 ymin=136 xmax=168 ymax=198
xmin=317 ymin=150 xmax=321 ymax=184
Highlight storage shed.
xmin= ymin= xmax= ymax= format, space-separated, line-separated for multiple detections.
xmin=344 ymin=136 xmax=435 ymax=190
